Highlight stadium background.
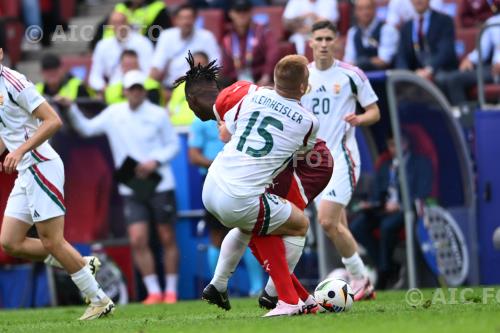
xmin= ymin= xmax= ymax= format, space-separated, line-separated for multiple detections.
xmin=0 ymin=0 xmax=498 ymax=309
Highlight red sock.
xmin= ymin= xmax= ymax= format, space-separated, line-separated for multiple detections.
xmin=291 ymin=274 xmax=310 ymax=301
xmin=248 ymin=238 xmax=264 ymax=265
xmin=251 ymin=235 xmax=299 ymax=304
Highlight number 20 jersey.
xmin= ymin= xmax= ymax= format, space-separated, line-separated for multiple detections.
xmin=209 ymin=81 xmax=319 ymax=198
xmin=301 ymin=61 xmax=378 ymax=158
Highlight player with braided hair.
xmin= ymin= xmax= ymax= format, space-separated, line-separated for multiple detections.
xmin=176 ymin=51 xmax=333 ymax=316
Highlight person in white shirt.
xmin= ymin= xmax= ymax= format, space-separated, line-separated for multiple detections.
xmin=283 ymin=0 xmax=339 ymax=55
xmin=440 ymin=13 xmax=500 ymax=107
xmin=150 ymin=4 xmax=220 ymax=91
xmin=344 ymin=0 xmax=399 ymax=70
xmin=63 ymin=70 xmax=181 ymax=305
xmin=89 ymin=11 xmax=154 ymax=93
xmin=0 ymin=48 xmax=114 ymax=320
xmin=386 ymin=0 xmax=444 ymax=26
xmin=301 ymin=21 xmax=380 ymax=301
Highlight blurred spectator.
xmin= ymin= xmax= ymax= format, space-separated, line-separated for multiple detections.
xmin=105 ymin=50 xmax=162 ymax=105
xmin=90 ymin=0 xmax=171 ymax=49
xmin=168 ymin=52 xmax=209 ymax=127
xmin=386 ymin=0 xmax=444 ymax=27
xmin=221 ymin=0 xmax=279 ymax=85
xmin=344 ymin=0 xmax=399 ymax=71
xmin=188 ymin=118 xmax=264 ymax=296
xmin=150 ymin=4 xmax=220 ymax=94
xmin=396 ymin=0 xmax=458 ymax=83
xmin=350 ymin=133 xmax=433 ymax=289
xmin=459 ymin=0 xmax=497 ymax=28
xmin=64 ymin=70 xmax=180 ymax=304
xmin=188 ymin=0 xmax=269 ymax=10
xmin=441 ymin=12 xmax=500 ymax=108
xmin=283 ymin=0 xmax=339 ymax=55
xmin=89 ymin=11 xmax=154 ymax=94
xmin=36 ymin=54 xmax=93 ymax=100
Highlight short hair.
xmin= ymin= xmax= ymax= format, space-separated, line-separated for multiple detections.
xmin=173 ymin=51 xmax=221 ymax=92
xmin=311 ymin=20 xmax=337 ymax=34
xmin=274 ymin=55 xmax=309 ymax=92
xmin=120 ymin=49 xmax=138 ymax=60
xmin=41 ymin=53 xmax=61 ymax=70
xmin=173 ymin=4 xmax=198 ymax=17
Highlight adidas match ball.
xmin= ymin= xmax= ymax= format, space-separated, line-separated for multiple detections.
xmin=314 ymin=278 xmax=354 ymax=313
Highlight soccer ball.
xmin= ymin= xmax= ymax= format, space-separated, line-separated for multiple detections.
xmin=314 ymin=278 xmax=354 ymax=313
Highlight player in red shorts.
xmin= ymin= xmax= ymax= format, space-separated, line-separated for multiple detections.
xmin=175 ymin=52 xmax=333 ymax=316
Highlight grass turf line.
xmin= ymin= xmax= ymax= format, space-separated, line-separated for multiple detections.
xmin=0 ymin=289 xmax=499 ymax=333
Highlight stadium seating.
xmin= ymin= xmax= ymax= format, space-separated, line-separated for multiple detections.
xmin=252 ymin=6 xmax=286 ymax=41
xmin=197 ymin=8 xmax=226 ymax=42
xmin=455 ymin=28 xmax=478 ymax=61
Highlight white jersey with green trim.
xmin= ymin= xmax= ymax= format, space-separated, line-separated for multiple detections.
xmin=208 ymin=87 xmax=318 ymax=198
xmin=0 ymin=65 xmax=59 ymax=170
xmin=301 ymin=60 xmax=378 ymax=160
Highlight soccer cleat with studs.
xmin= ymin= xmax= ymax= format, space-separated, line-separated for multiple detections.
xmin=258 ymin=289 xmax=278 ymax=310
xmin=79 ymin=297 xmax=115 ymax=320
xmin=202 ymin=284 xmax=231 ymax=310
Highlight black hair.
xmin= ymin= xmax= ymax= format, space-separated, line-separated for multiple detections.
xmin=120 ymin=49 xmax=138 ymax=59
xmin=173 ymin=50 xmax=221 ymax=92
xmin=311 ymin=20 xmax=337 ymax=34
xmin=41 ymin=53 xmax=61 ymax=70
xmin=192 ymin=51 xmax=209 ymax=64
xmin=173 ymin=4 xmax=198 ymax=17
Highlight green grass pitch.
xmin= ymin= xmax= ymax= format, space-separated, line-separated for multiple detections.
xmin=0 ymin=289 xmax=499 ymax=333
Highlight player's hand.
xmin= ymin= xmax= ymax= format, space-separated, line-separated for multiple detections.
xmin=135 ymin=160 xmax=159 ymax=179
xmin=3 ymin=149 xmax=24 ymax=174
xmin=53 ymin=96 xmax=73 ymax=109
xmin=344 ymin=113 xmax=362 ymax=126
xmin=218 ymin=122 xmax=231 ymax=143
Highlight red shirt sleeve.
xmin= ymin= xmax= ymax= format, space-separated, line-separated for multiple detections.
xmin=214 ymin=81 xmax=254 ymax=121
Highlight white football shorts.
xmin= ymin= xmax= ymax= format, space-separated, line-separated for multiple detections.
xmin=5 ymin=158 xmax=66 ymax=224
xmin=202 ymin=173 xmax=292 ymax=235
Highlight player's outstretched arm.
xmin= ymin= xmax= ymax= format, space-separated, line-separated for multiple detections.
xmin=344 ymin=103 xmax=380 ymax=127
xmin=2 ymin=102 xmax=62 ymax=173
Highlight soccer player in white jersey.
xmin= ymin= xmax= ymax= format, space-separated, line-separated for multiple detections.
xmin=176 ymin=54 xmax=329 ymax=316
xmin=0 ymin=48 xmax=114 ymax=320
xmin=303 ymin=20 xmax=381 ymax=300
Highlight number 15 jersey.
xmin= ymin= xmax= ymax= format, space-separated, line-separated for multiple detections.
xmin=209 ymin=81 xmax=319 ymax=198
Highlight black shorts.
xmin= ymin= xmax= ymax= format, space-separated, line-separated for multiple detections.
xmin=123 ymin=190 xmax=177 ymax=226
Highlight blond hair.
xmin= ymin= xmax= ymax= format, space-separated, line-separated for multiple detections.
xmin=274 ymin=55 xmax=309 ymax=93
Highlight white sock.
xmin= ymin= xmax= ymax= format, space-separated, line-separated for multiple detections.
xmin=342 ymin=252 xmax=367 ymax=279
xmin=71 ymin=266 xmax=106 ymax=304
xmin=210 ymin=228 xmax=251 ymax=292
xmin=264 ymin=235 xmax=306 ymax=298
xmin=143 ymin=274 xmax=161 ymax=295
xmin=165 ymin=274 xmax=178 ymax=293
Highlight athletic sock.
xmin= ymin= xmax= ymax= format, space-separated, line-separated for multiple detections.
xmin=251 ymin=235 xmax=299 ymax=305
xmin=262 ymin=235 xmax=306 ymax=298
xmin=242 ymin=248 xmax=263 ymax=295
xmin=207 ymin=245 xmax=221 ymax=275
xmin=165 ymin=274 xmax=178 ymax=294
xmin=291 ymin=274 xmax=310 ymax=301
xmin=210 ymin=228 xmax=251 ymax=292
xmin=342 ymin=252 xmax=367 ymax=279
xmin=71 ymin=266 xmax=106 ymax=304
xmin=143 ymin=274 xmax=161 ymax=295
